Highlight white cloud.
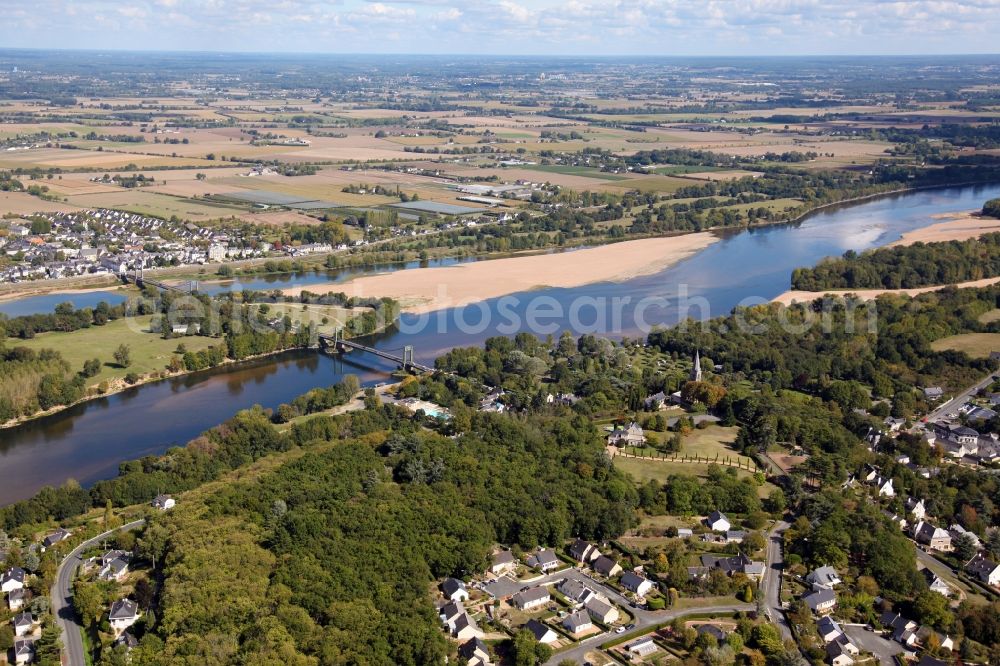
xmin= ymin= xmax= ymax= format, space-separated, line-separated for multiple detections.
xmin=0 ymin=0 xmax=999 ymax=53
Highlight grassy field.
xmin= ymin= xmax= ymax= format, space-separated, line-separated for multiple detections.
xmin=649 ymin=425 xmax=756 ymax=467
xmin=14 ymin=316 xmax=217 ymax=385
xmin=253 ymin=302 xmax=367 ymax=335
xmin=930 ymin=332 xmax=1000 ymax=358
xmin=520 ymin=164 xmax=631 ymax=180
xmin=65 ymin=190 xmax=246 ymax=220
xmin=979 ymin=309 xmax=1000 ymax=324
xmin=613 ymin=456 xmax=756 ymax=484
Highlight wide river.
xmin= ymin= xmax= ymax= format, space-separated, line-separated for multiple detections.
xmin=2 ymin=183 xmax=999 ymax=505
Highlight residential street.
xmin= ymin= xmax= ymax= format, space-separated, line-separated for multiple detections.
xmin=924 ymin=371 xmax=998 ymax=423
xmin=543 ymin=522 xmax=788 ymax=665
xmin=51 ymin=519 xmax=145 ymax=666
xmin=762 ymin=520 xmax=792 ymax=642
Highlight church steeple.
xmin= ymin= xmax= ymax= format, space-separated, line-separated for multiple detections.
xmin=691 ymin=350 xmax=702 ymax=382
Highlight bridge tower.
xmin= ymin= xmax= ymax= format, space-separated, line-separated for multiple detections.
xmin=402 ymin=345 xmax=415 ymax=368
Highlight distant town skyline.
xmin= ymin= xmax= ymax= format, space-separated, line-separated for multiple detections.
xmin=2 ymin=0 xmax=1000 ymax=56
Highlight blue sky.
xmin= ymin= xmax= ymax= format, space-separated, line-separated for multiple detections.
xmin=2 ymin=0 xmax=999 ymax=55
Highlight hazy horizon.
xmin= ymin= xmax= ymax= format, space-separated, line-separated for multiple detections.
xmin=3 ymin=0 xmax=1000 ymax=56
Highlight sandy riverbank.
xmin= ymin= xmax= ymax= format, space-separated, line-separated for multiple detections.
xmin=283 ymin=234 xmax=719 ymax=314
xmin=772 ymin=276 xmax=1000 ymax=306
xmin=889 ymin=211 xmax=1000 ymax=246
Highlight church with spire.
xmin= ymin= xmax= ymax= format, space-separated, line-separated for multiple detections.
xmin=690 ymin=350 xmax=702 ymax=382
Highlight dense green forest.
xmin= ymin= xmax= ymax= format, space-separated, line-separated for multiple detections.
xmin=790 ymin=233 xmax=1000 ymax=290
xmin=104 ymin=406 xmax=635 ymax=665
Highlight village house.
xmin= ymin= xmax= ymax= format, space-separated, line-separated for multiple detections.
xmin=525 ymin=618 xmax=559 ymax=644
xmin=439 ymin=600 xmax=465 ymax=625
xmin=442 ymin=578 xmax=469 ymax=602
xmin=965 ymin=552 xmax=1000 ymax=586
xmin=114 ymin=631 xmax=139 ymax=656
xmin=700 ymin=553 xmax=765 ymax=581
xmin=451 ymin=612 xmax=484 ymax=641
xmin=559 ymin=579 xmax=597 ymax=604
xmin=13 ymin=612 xmax=34 ymax=637
xmin=806 ymin=565 xmax=843 ymax=590
xmin=706 ymin=510 xmax=731 ymax=532
xmin=459 ymin=637 xmax=491 ymax=666
xmin=585 ymin=596 xmax=619 ymax=624
xmin=490 ymin=550 xmax=516 ymax=575
xmin=817 ymin=616 xmax=844 ymax=643
xmin=563 ymin=609 xmax=593 ymax=635
xmin=152 ymin=494 xmax=175 ymax=510
xmin=592 ymin=555 xmax=622 ymax=578
xmin=109 ymin=598 xmax=140 ymax=634
xmin=1 ymin=567 xmax=25 ymax=593
xmin=948 ymin=523 xmax=980 ymax=549
xmin=826 ymin=636 xmax=861 ymax=666
xmin=41 ymin=528 xmax=71 ymax=550
xmin=511 ymin=586 xmax=550 ymax=611
xmin=606 ymin=421 xmax=645 ymax=446
xmin=8 ymin=587 xmax=26 ymax=611
xmin=905 ymin=498 xmax=927 ymax=521
xmin=13 ymin=639 xmax=34 ymax=665
xmin=912 ymin=521 xmax=953 ymax=551
xmin=569 ymin=538 xmax=600 ymax=564
xmin=525 ymin=549 xmax=560 ymax=572
xmin=620 ymin=571 xmax=654 ymax=597
xmin=644 ymin=391 xmax=668 ymax=410
xmin=922 ymin=569 xmax=952 ymax=597
xmin=99 ymin=556 xmax=130 ymax=582
xmin=804 ymin=588 xmax=838 ymax=615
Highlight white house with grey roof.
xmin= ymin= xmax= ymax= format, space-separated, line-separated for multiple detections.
xmin=620 ymin=571 xmax=654 ymax=597
xmin=442 ymin=577 xmax=469 ymax=602
xmin=1 ymin=567 xmax=25 ymax=593
xmin=13 ymin=612 xmax=34 ymax=637
xmin=525 ymin=549 xmax=560 ymax=572
xmin=109 ymin=598 xmax=140 ymax=634
xmin=804 ymin=588 xmax=837 ymax=614
xmin=806 ymin=565 xmax=842 ymax=590
xmin=563 ymin=609 xmax=593 ymax=635
xmin=706 ymin=511 xmax=731 ymax=532
xmin=511 ymin=586 xmax=550 ymax=611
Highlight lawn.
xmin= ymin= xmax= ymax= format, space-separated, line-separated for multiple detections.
xmin=613 ymin=456 xmax=756 ymax=484
xmin=15 ymin=315 xmax=217 ymax=385
xmin=650 ymin=425 xmax=754 ymax=465
xmin=930 ymin=332 xmax=1000 ymax=358
xmin=253 ymin=302 xmax=368 ymax=334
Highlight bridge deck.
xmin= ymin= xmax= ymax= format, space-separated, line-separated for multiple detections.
xmin=319 ymin=335 xmax=433 ymax=373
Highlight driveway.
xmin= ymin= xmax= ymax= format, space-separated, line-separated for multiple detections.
xmin=51 ymin=519 xmax=146 ymax=666
xmin=843 ymin=625 xmax=905 ymax=666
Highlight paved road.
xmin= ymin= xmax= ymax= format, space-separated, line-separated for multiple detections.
xmin=762 ymin=521 xmax=792 ymax=642
xmin=543 ymin=600 xmax=753 ymax=666
xmin=51 ymin=519 xmax=145 ymax=666
xmin=925 ymin=371 xmax=998 ymax=423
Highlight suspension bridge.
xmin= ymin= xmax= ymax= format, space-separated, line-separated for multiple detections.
xmin=121 ymin=266 xmax=198 ymax=294
xmin=318 ymin=328 xmax=433 ymax=373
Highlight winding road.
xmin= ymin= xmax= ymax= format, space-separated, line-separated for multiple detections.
xmin=51 ymin=519 xmax=145 ymax=666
